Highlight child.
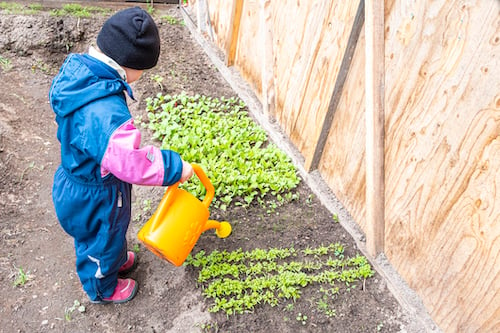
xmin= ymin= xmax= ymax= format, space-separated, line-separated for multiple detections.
xmin=49 ymin=7 xmax=193 ymax=304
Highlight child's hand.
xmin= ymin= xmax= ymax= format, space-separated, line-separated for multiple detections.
xmin=179 ymin=160 xmax=194 ymax=183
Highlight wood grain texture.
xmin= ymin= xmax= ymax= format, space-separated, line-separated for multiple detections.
xmin=224 ymin=0 xmax=243 ymax=66
xmin=186 ymin=1 xmax=500 ymax=330
xmin=270 ymin=1 xmax=359 ymax=162
xmin=384 ymin=1 xmax=500 ymax=331
xmin=202 ymin=0 xmax=234 ymax=50
xmin=318 ymin=31 xmax=367 ymax=234
xmin=233 ymin=0 xmax=263 ymax=96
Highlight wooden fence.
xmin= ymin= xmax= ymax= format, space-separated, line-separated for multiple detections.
xmin=182 ymin=1 xmax=500 ymax=332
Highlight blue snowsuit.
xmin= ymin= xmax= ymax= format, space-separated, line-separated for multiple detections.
xmin=49 ymin=54 xmax=182 ymax=301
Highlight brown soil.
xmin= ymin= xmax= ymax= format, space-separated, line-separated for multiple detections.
xmin=0 ymin=4 xmax=416 ymax=332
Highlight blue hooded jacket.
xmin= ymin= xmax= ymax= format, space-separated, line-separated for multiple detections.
xmin=49 ymin=54 xmax=182 ymax=300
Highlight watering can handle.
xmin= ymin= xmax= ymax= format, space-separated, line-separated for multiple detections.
xmin=164 ymin=163 xmax=214 ymax=207
xmin=191 ymin=163 xmax=215 ymax=208
xmin=165 ymin=163 xmax=215 ymax=207
xmin=150 ymin=163 xmax=215 ymax=232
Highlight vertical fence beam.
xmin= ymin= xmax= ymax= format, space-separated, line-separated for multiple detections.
xmin=305 ymin=0 xmax=365 ymax=172
xmin=225 ymin=0 xmax=244 ymax=66
xmin=196 ymin=0 xmax=207 ymax=32
xmin=260 ymin=0 xmax=275 ymax=118
xmin=365 ymin=0 xmax=385 ymax=256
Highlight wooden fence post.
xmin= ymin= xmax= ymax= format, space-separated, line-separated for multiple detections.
xmin=225 ymin=0 xmax=244 ymax=66
xmin=365 ymin=0 xmax=385 ymax=256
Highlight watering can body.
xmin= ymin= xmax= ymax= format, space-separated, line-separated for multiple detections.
xmin=138 ymin=164 xmax=231 ymax=266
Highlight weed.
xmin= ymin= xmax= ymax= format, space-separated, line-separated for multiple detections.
xmin=296 ymin=312 xmax=308 ymax=325
xmin=20 ymin=161 xmax=44 ymax=181
xmin=31 ymin=60 xmax=51 ymax=75
xmin=133 ymin=212 xmax=142 ymax=222
xmin=317 ymin=295 xmax=336 ymax=317
xmin=132 ymin=243 xmax=140 ymax=253
xmin=64 ymin=300 xmax=85 ymax=321
xmin=150 ymin=74 xmax=164 ymax=90
xmin=146 ymin=0 xmax=155 ymax=15
xmin=196 ymin=321 xmax=219 ymax=332
xmin=306 ymin=194 xmax=314 ymax=205
xmin=162 ymin=15 xmax=183 ymax=25
xmin=0 ymin=2 xmax=41 ymax=14
xmin=13 ymin=266 xmax=31 ymax=287
xmin=51 ymin=4 xmax=110 ymax=18
xmin=142 ymin=199 xmax=152 ymax=213
xmin=0 ymin=55 xmax=12 ymax=71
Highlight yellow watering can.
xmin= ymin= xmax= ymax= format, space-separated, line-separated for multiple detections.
xmin=138 ymin=163 xmax=231 ymax=266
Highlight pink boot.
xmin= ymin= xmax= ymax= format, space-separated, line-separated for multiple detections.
xmin=91 ymin=278 xmax=138 ymax=304
xmin=118 ymin=251 xmax=137 ymax=275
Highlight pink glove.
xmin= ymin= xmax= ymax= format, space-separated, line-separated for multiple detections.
xmin=179 ymin=160 xmax=194 ymax=183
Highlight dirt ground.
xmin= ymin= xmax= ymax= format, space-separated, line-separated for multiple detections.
xmin=1 ymin=4 xmax=420 ymax=332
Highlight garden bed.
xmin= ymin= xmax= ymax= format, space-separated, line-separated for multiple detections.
xmin=0 ymin=3 xmax=416 ymax=332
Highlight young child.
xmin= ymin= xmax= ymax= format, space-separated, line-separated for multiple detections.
xmin=49 ymin=7 xmax=193 ymax=304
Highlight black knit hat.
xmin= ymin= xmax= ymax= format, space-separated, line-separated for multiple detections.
xmin=97 ymin=7 xmax=160 ymax=70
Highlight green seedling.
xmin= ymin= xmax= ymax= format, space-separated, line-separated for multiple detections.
xmin=196 ymin=321 xmax=219 ymax=333
xmin=184 ymin=244 xmax=375 ymax=317
xmin=296 ymin=312 xmax=308 ymax=325
xmin=20 ymin=161 xmax=44 ymax=181
xmin=133 ymin=212 xmax=142 ymax=222
xmin=0 ymin=2 xmax=41 ymax=14
xmin=162 ymin=15 xmax=182 ymax=25
xmin=0 ymin=55 xmax=12 ymax=71
xmin=64 ymin=299 xmax=85 ymax=321
xmin=146 ymin=0 xmax=154 ymax=14
xmin=13 ymin=267 xmax=31 ymax=287
xmin=142 ymin=199 xmax=152 ymax=212
xmin=132 ymin=243 xmax=140 ymax=253
xmin=31 ymin=60 xmax=51 ymax=74
xmin=51 ymin=4 xmax=109 ymax=17
xmin=150 ymin=74 xmax=164 ymax=90
xmin=317 ymin=295 xmax=336 ymax=317
xmin=146 ymin=93 xmax=300 ymax=209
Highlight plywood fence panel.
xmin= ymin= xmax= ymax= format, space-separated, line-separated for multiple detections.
xmin=270 ymin=1 xmax=359 ymax=162
xmin=195 ymin=0 xmax=233 ymax=51
xmin=383 ymin=1 xmax=500 ymax=331
xmin=183 ymin=1 xmax=500 ymax=330
xmin=318 ymin=30 xmax=367 ymax=234
xmin=233 ymin=0 xmax=262 ymax=96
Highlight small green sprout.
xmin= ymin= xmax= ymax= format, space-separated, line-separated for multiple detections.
xmin=150 ymin=74 xmax=164 ymax=90
xmin=13 ymin=267 xmax=30 ymax=287
xmin=0 ymin=55 xmax=12 ymax=71
xmin=296 ymin=312 xmax=308 ymax=325
xmin=64 ymin=300 xmax=86 ymax=321
xmin=162 ymin=15 xmax=182 ymax=25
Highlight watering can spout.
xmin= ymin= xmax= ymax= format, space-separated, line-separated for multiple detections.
xmin=205 ymin=220 xmax=232 ymax=238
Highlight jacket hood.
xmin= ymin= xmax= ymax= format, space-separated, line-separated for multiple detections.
xmin=49 ymin=54 xmax=134 ymax=117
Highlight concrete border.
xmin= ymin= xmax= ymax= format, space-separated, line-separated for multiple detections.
xmin=180 ymin=7 xmax=441 ymax=333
